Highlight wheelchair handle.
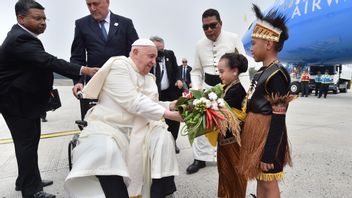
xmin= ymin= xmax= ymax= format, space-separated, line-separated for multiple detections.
xmin=77 ymin=91 xmax=84 ymax=100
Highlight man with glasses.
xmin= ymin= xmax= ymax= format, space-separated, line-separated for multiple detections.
xmin=188 ymin=8 xmax=246 ymax=174
xmin=150 ymin=36 xmax=183 ymax=154
xmin=178 ymin=58 xmax=192 ymax=90
xmin=0 ymin=0 xmax=97 ymax=197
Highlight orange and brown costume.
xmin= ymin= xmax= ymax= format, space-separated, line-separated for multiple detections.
xmin=238 ymin=62 xmax=294 ymax=181
xmin=217 ymin=81 xmax=247 ymax=198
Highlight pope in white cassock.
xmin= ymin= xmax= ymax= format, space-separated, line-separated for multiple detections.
xmin=64 ymin=39 xmax=182 ymax=198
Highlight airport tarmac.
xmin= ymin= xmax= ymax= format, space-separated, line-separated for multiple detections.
xmin=0 ymin=80 xmax=351 ymax=198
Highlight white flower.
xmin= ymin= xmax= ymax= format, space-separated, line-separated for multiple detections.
xmin=205 ymin=100 xmax=212 ymax=108
xmin=200 ymin=97 xmax=207 ymax=103
xmin=208 ymin=92 xmax=218 ymax=101
xmin=211 ymin=101 xmax=219 ymax=110
xmin=193 ymin=99 xmax=200 ymax=105
xmin=217 ymin=98 xmax=225 ymax=107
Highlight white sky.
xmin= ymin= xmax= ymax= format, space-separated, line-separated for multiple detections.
xmin=0 ymin=0 xmax=275 ymax=65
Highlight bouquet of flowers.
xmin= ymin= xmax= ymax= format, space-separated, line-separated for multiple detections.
xmin=176 ymin=84 xmax=241 ymax=145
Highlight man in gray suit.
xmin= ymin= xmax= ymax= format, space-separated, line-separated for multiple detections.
xmin=72 ymin=0 xmax=139 ymax=95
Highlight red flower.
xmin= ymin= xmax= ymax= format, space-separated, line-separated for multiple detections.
xmin=182 ymin=91 xmax=193 ymax=99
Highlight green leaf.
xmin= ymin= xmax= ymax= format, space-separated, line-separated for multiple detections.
xmin=190 ymin=89 xmax=203 ymax=99
xmin=176 ymin=97 xmax=188 ymax=107
xmin=211 ymin=84 xmax=224 ymax=97
xmin=202 ymin=115 xmax=206 ymax=129
xmin=177 ymin=104 xmax=189 ymax=114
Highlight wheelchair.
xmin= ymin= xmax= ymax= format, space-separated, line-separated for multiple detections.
xmin=68 ymin=93 xmax=98 ymax=170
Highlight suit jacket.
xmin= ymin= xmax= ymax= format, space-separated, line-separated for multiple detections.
xmin=0 ymin=24 xmax=81 ymax=118
xmin=150 ymin=49 xmax=181 ymax=100
xmin=178 ymin=65 xmax=192 ymax=88
xmin=70 ymin=12 xmax=139 ymax=84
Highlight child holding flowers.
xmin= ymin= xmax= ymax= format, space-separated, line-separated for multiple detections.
xmin=216 ymin=53 xmax=248 ymax=198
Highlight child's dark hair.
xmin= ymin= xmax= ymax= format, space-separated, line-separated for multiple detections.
xmin=220 ymin=53 xmax=248 ymax=74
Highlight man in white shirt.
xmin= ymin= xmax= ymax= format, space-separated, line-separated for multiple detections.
xmin=188 ymin=8 xmax=246 ymax=174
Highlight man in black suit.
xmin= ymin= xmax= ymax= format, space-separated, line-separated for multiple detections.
xmin=71 ymin=0 xmax=139 ymax=96
xmin=0 ymin=1 xmax=97 ymax=197
xmin=178 ymin=58 xmax=192 ymax=90
xmin=150 ymin=36 xmax=182 ymax=153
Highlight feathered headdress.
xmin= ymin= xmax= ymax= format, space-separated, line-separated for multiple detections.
xmin=252 ymin=4 xmax=288 ymax=45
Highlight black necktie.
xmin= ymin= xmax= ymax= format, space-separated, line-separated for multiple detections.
xmin=160 ymin=62 xmax=165 ymax=79
xmin=183 ymin=67 xmax=186 ymax=81
xmin=99 ymin=21 xmax=108 ymax=41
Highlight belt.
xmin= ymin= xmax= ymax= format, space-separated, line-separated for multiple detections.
xmin=205 ymin=73 xmax=221 ymax=86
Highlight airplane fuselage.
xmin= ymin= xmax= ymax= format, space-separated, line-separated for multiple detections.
xmin=242 ymin=0 xmax=352 ymax=65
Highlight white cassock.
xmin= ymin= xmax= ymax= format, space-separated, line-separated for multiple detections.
xmin=190 ymin=30 xmax=249 ymax=162
xmin=64 ymin=56 xmax=179 ymax=198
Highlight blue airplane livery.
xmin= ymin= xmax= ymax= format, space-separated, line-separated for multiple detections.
xmin=242 ymin=0 xmax=352 ymax=65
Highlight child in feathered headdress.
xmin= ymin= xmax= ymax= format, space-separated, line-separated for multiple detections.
xmin=238 ymin=4 xmax=296 ymax=198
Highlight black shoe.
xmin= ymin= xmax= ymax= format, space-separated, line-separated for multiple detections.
xmin=175 ymin=145 xmax=180 ymax=154
xmin=16 ymin=180 xmax=53 ymax=191
xmin=41 ymin=118 xmax=47 ymax=122
xmin=186 ymin=160 xmax=206 ymax=174
xmin=31 ymin=191 xmax=56 ymax=198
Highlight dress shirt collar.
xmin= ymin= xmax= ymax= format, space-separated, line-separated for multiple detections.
xmin=17 ymin=23 xmax=38 ymax=38
xmin=213 ymin=30 xmax=223 ymax=43
xmin=103 ymin=11 xmax=111 ymax=24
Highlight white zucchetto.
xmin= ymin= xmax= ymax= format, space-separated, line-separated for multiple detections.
xmin=132 ymin=38 xmax=156 ymax=47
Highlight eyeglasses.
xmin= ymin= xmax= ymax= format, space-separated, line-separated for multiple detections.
xmin=27 ymin=15 xmax=48 ymax=22
xmin=182 ymin=61 xmax=187 ymax=63
xmin=202 ymin=22 xmax=218 ymax=31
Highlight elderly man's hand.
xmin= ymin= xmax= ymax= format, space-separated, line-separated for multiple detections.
xmin=81 ymin=66 xmax=99 ymax=77
xmin=164 ymin=110 xmax=183 ymax=122
xmin=72 ymin=83 xmax=84 ymax=98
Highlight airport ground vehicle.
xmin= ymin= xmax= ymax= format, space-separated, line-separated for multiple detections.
xmin=287 ymin=64 xmax=352 ymax=95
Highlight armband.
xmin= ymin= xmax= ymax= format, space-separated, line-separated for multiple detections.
xmin=265 ymin=93 xmax=297 ymax=114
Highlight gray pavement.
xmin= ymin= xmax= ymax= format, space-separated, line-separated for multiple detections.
xmin=1 ymin=81 xmax=351 ymax=198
